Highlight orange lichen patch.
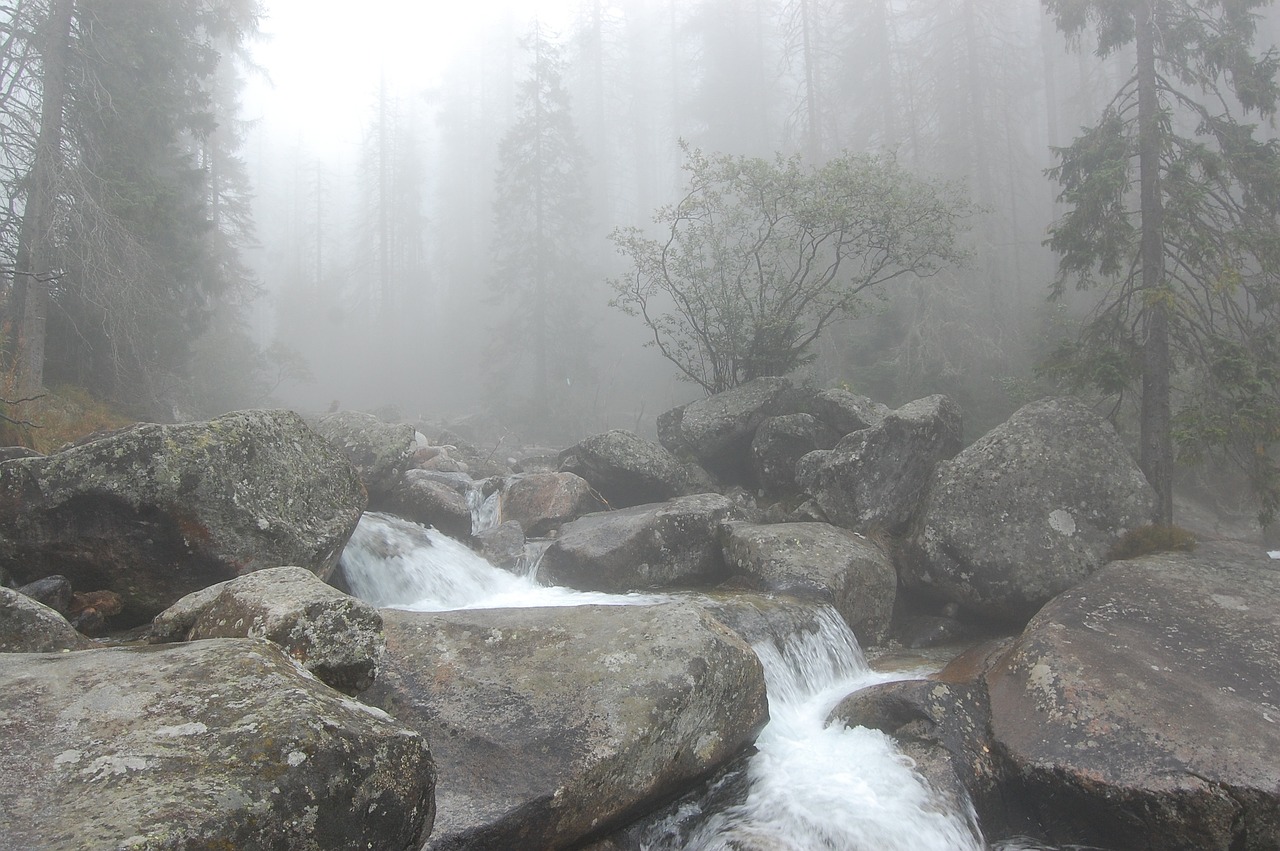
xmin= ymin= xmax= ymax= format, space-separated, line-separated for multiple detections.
xmin=70 ymin=589 xmax=124 ymax=617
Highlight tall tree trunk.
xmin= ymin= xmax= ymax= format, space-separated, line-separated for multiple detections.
xmin=7 ymin=0 xmax=74 ymax=396
xmin=1136 ymin=0 xmax=1174 ymax=524
xmin=798 ymin=0 xmax=819 ymax=161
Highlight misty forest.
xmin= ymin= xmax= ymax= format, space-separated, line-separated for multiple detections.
xmin=3 ymin=1 xmax=1280 ymax=850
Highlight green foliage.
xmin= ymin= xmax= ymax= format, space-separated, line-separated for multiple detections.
xmin=609 ymin=143 xmax=973 ymax=395
xmin=1043 ymin=0 xmax=1280 ymax=522
xmin=1107 ymin=524 xmax=1197 ymax=561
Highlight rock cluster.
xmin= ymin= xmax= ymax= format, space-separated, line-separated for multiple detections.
xmin=2 ymin=386 xmax=1265 ymax=851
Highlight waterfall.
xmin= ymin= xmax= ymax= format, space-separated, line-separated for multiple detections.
xmin=339 ymin=512 xmax=986 ymax=850
xmin=643 ymin=606 xmax=983 ymax=851
xmin=339 ymin=512 xmax=659 ymax=610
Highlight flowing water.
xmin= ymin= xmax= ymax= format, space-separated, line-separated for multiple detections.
xmin=338 ymin=512 xmax=986 ymax=849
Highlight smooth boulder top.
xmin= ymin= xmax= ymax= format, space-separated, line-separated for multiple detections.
xmin=985 ymin=543 xmax=1280 ymax=850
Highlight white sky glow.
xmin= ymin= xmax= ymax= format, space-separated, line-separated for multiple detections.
xmin=244 ymin=0 xmax=575 ymax=156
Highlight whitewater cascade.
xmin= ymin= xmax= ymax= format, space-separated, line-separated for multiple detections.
xmin=338 ymin=512 xmax=984 ymax=850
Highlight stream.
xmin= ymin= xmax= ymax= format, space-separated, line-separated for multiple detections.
xmin=340 ymin=511 xmax=1066 ymax=850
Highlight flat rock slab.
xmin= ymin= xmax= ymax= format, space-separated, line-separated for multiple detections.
xmin=365 ymin=602 xmax=768 ymax=850
xmin=0 ymin=638 xmax=433 ymax=851
xmin=985 ymin=543 xmax=1280 ymax=850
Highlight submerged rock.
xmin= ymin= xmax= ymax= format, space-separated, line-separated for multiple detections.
xmin=365 ymin=602 xmax=768 ymax=850
xmin=0 ymin=639 xmax=434 ymax=850
xmin=0 ymin=409 xmax=366 ymax=626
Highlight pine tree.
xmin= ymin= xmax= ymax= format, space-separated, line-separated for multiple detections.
xmin=489 ymin=22 xmax=595 ymax=440
xmin=1043 ymin=0 xmax=1280 ymax=523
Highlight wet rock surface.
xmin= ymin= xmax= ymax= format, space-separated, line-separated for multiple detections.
xmin=722 ymin=521 xmax=896 ymax=645
xmin=558 ymin=429 xmax=704 ymax=508
xmin=364 ymin=602 xmax=768 ymax=850
xmin=985 ymin=543 xmax=1280 ymax=850
xmin=538 ymin=493 xmax=745 ymax=592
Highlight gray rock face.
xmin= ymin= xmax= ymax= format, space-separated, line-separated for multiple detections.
xmin=538 ymin=493 xmax=745 ymax=592
xmin=558 ymin=430 xmax=700 ymax=508
xmin=386 ymin=469 xmax=475 ymax=541
xmin=496 ymin=471 xmax=604 ymax=537
xmin=657 ymin=377 xmax=795 ymax=484
xmin=365 ymin=602 xmax=767 ymax=851
xmin=151 ymin=566 xmax=385 ymax=694
xmin=827 ymin=678 xmax=992 ymax=843
xmin=0 ymin=639 xmax=434 ymax=851
xmin=472 ymin=520 xmax=526 ymax=571
xmin=309 ymin=410 xmax=417 ymax=505
xmin=985 ymin=544 xmax=1280 ymax=850
xmin=797 ymin=388 xmax=890 ymax=436
xmin=0 ymin=409 xmax=366 ymax=626
xmin=722 ymin=521 xmax=896 ymax=645
xmin=749 ymin=414 xmax=840 ymax=499
xmin=0 ymin=586 xmax=90 ymax=652
xmin=796 ymin=395 xmax=963 ymax=535
xmin=902 ymin=397 xmax=1156 ymax=622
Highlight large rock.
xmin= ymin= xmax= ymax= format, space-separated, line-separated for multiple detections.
xmin=749 ymin=414 xmax=840 ymax=499
xmin=364 ymin=602 xmax=768 ymax=850
xmin=985 ymin=544 xmax=1280 ymax=850
xmin=796 ymin=394 xmax=962 ymax=535
xmin=0 ymin=639 xmax=434 ymax=850
xmin=558 ymin=430 xmax=702 ymax=508
xmin=657 ymin=377 xmax=795 ymax=484
xmin=150 ymin=566 xmax=385 ymax=694
xmin=0 ymin=409 xmax=366 ymax=626
xmin=902 ymin=397 xmax=1156 ymax=622
xmin=0 ymin=586 xmax=90 ymax=652
xmin=385 ymin=469 xmax=475 ymax=541
xmin=796 ymin=387 xmax=890 ymax=436
xmin=309 ymin=410 xmax=417 ymax=505
xmin=827 ymin=678 xmax=997 ymax=839
xmin=495 ymin=471 xmax=604 ymax=537
xmin=538 ymin=493 xmax=745 ymax=592
xmin=721 ymin=521 xmax=895 ymax=645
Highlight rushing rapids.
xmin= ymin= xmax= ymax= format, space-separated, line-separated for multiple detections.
xmin=338 ymin=511 xmax=983 ymax=849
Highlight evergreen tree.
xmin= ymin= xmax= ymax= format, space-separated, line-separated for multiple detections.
xmin=0 ymin=0 xmax=263 ymax=415
xmin=1043 ymin=0 xmax=1280 ymax=523
xmin=489 ymin=22 xmax=595 ymax=440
